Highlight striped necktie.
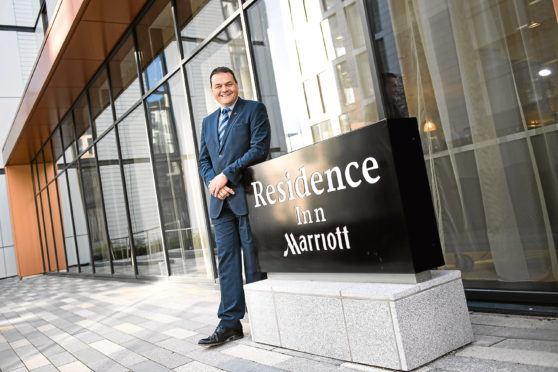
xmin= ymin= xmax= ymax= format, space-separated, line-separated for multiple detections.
xmin=218 ymin=107 xmax=231 ymax=146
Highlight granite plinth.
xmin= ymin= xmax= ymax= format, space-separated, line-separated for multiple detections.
xmin=244 ymin=270 xmax=473 ymax=371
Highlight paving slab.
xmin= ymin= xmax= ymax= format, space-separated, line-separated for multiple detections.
xmin=1 ymin=275 xmax=557 ymax=372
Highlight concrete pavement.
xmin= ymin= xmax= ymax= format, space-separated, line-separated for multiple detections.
xmin=1 ymin=275 xmax=557 ymax=372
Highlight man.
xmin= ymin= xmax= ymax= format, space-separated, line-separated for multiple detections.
xmin=197 ymin=67 xmax=270 ymax=346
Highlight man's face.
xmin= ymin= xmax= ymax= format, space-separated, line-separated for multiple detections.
xmin=211 ymin=72 xmax=239 ymax=107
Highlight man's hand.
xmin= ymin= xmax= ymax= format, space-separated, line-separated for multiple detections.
xmin=208 ymin=173 xmax=235 ymax=199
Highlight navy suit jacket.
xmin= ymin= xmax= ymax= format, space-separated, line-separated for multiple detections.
xmin=198 ymin=97 xmax=271 ymax=219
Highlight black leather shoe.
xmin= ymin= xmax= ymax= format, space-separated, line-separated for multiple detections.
xmin=198 ymin=325 xmax=243 ymax=346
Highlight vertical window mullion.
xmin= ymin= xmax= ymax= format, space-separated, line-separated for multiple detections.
xmin=72 ymin=110 xmax=97 ymax=275
xmin=42 ymin=147 xmax=60 ymax=272
xmin=59 ymin=120 xmax=82 ymax=272
xmin=50 ymin=138 xmax=69 ymax=272
xmin=106 ymin=61 xmax=140 ymax=277
xmin=133 ymin=27 xmax=172 ymax=276
xmin=357 ymin=0 xmax=386 ymax=119
xmin=31 ymin=161 xmax=47 ymax=273
xmin=86 ymin=89 xmax=115 ymax=275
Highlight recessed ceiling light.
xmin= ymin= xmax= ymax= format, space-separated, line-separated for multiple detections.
xmin=538 ymin=68 xmax=551 ymax=77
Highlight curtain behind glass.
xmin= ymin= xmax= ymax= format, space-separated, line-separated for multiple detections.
xmin=384 ymin=0 xmax=558 ymax=283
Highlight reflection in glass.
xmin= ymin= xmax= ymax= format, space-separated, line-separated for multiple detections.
xmin=303 ymin=79 xmax=323 ymax=119
xmin=110 ymin=35 xmax=142 ymax=118
xmin=322 ymin=14 xmax=345 ymax=59
xmin=336 ymin=61 xmax=355 ymax=105
xmin=58 ymin=170 xmax=79 ymax=272
xmin=344 ymin=3 xmax=365 ymax=49
xmin=186 ymin=18 xmax=253 ymax=145
xmin=379 ymin=0 xmax=558 ymax=284
xmin=248 ymin=0 xmax=378 ymax=153
xmin=136 ymin=0 xmax=180 ymax=92
xmin=61 ymin=115 xmax=76 ymax=163
xmin=146 ymin=73 xmax=211 ymax=277
xmin=311 ymin=120 xmax=333 ymax=142
xmin=74 ymin=95 xmax=93 ymax=154
xmin=67 ymin=163 xmax=92 ymax=273
xmin=53 ymin=128 xmax=64 ymax=175
xmin=119 ymin=107 xmax=166 ymax=276
xmin=89 ymin=68 xmax=113 ymax=135
xmin=49 ymin=179 xmax=66 ymax=271
xmin=40 ymin=189 xmax=57 ymax=272
xmin=97 ymin=130 xmax=134 ymax=276
xmin=356 ymin=52 xmax=374 ymax=99
xmin=35 ymin=193 xmax=49 ymax=272
xmin=177 ymin=0 xmax=239 ymax=58
xmin=321 ymin=0 xmax=335 ymax=11
xmin=79 ymin=151 xmax=111 ymax=274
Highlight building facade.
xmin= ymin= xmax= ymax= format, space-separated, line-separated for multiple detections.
xmin=1 ymin=0 xmax=557 ymax=313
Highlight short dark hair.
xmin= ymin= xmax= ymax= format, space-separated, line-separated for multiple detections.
xmin=210 ymin=67 xmax=237 ymax=87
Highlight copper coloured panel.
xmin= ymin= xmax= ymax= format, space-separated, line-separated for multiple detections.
xmin=63 ymin=20 xmax=128 ymax=61
xmin=83 ymin=0 xmax=147 ymax=23
xmin=5 ymin=0 xmax=149 ymax=165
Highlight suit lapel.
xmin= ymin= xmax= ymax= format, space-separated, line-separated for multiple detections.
xmin=219 ymin=98 xmax=244 ymax=153
xmin=208 ymin=109 xmax=220 ymax=150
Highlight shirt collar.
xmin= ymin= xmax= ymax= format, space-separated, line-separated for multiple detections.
xmin=220 ymin=98 xmax=238 ymax=114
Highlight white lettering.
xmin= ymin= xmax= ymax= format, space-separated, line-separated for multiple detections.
xmin=252 ymin=181 xmax=266 ymax=207
xmin=324 ymin=166 xmax=347 ymax=192
xmin=362 ymin=157 xmax=380 ymax=184
xmin=345 ymin=161 xmax=361 ymax=188
xmin=310 ymin=171 xmax=324 ymax=195
xmin=295 ymin=166 xmax=311 ymax=198
xmin=266 ymin=184 xmax=276 ymax=205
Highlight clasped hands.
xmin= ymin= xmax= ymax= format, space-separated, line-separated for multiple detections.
xmin=208 ymin=173 xmax=235 ymax=200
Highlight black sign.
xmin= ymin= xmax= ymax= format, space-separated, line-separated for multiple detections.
xmin=245 ymin=118 xmax=444 ymax=274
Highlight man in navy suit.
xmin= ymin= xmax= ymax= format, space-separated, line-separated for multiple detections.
xmin=197 ymin=67 xmax=270 ymax=346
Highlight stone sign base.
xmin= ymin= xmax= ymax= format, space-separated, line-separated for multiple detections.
xmin=244 ymin=270 xmax=473 ymax=371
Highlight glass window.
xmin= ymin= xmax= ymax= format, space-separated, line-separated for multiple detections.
xmin=74 ymin=95 xmax=93 ymax=154
xmin=311 ymin=120 xmax=333 ymax=142
xmin=36 ymin=193 xmax=49 ymax=271
xmin=186 ymin=18 xmax=253 ymax=145
xmin=79 ymin=150 xmax=111 ymax=275
xmin=40 ymin=188 xmax=57 ymax=272
xmin=53 ymin=128 xmax=64 ymax=175
xmin=336 ymin=61 xmax=355 ymax=105
xmin=48 ymin=179 xmax=66 ymax=272
xmin=356 ymin=52 xmax=374 ymax=99
xmin=67 ymin=162 xmax=92 ymax=273
xmin=177 ymin=0 xmax=239 ymax=59
xmin=89 ymin=68 xmax=113 ymax=136
xmin=61 ymin=115 xmax=76 ymax=163
xmin=119 ymin=106 xmax=166 ymax=276
xmin=146 ymin=73 xmax=212 ymax=278
xmin=58 ymin=170 xmax=79 ymax=273
xmin=38 ymin=149 xmax=48 ymax=193
xmin=378 ymin=0 xmax=558 ymax=286
xmin=248 ymin=0 xmax=379 ymax=153
xmin=322 ymin=14 xmax=346 ymax=59
xmin=289 ymin=0 xmax=308 ymax=26
xmin=344 ymin=2 xmax=365 ymax=49
xmin=303 ymin=78 xmax=323 ymax=119
xmin=136 ymin=0 xmax=180 ymax=92
xmin=109 ymin=35 xmax=142 ymax=118
xmin=321 ymin=0 xmax=335 ymax=11
xmin=97 ymin=129 xmax=134 ymax=276
xmin=43 ymin=139 xmax=56 ymax=183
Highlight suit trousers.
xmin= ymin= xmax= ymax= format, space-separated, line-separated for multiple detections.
xmin=212 ymin=202 xmax=264 ymax=328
